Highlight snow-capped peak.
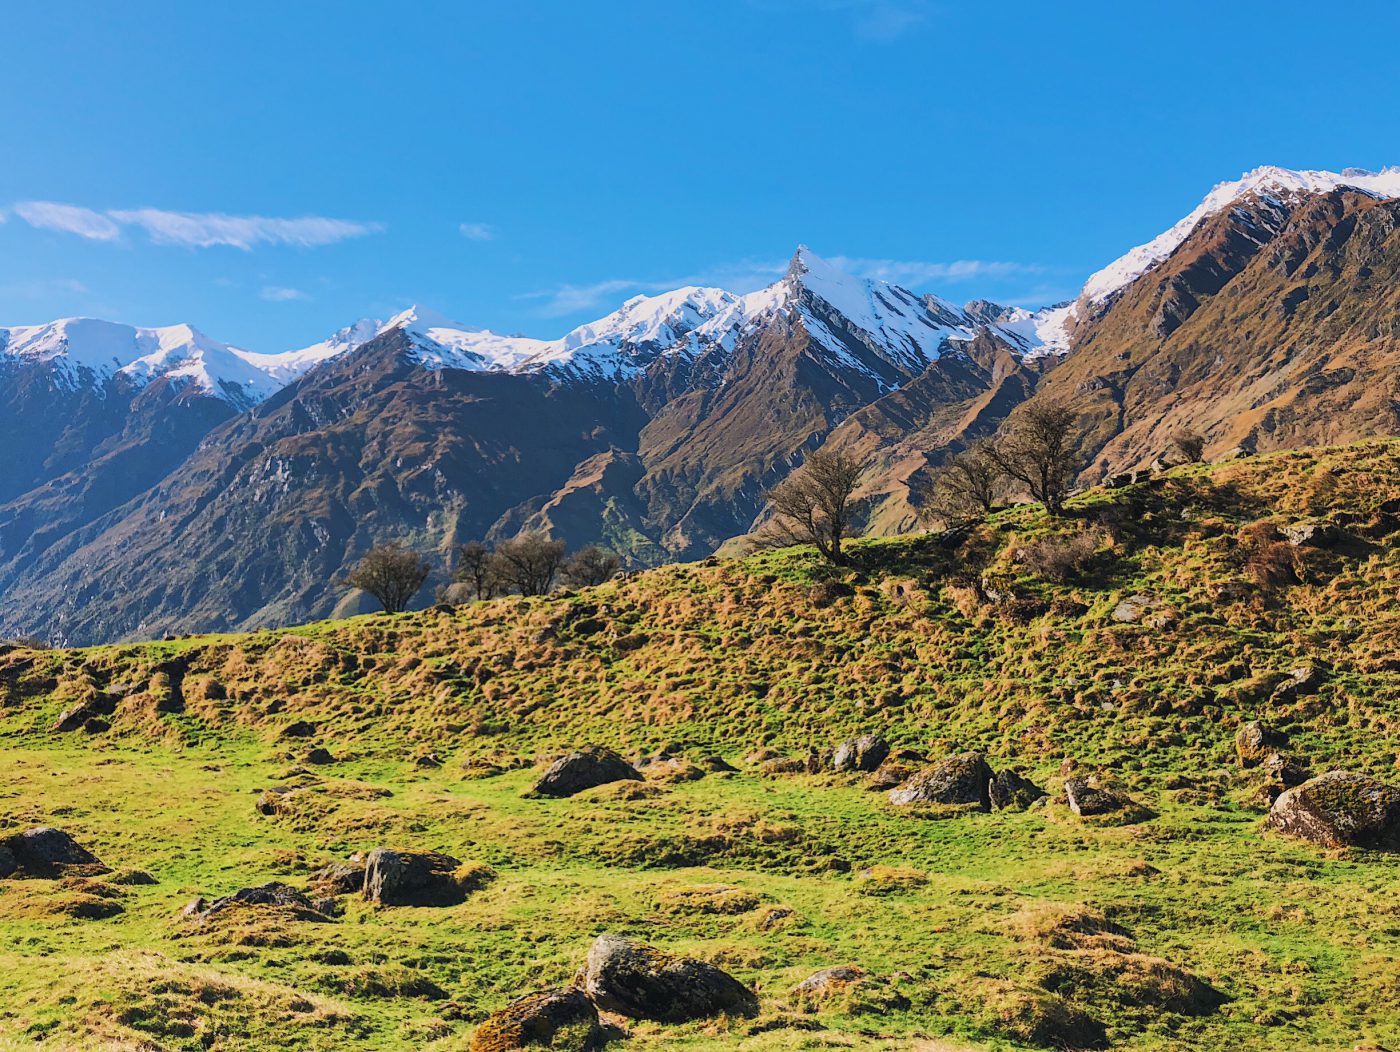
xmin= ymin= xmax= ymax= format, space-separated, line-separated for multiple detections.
xmin=0 ymin=317 xmax=280 ymax=407
xmin=1081 ymin=164 xmax=1400 ymax=305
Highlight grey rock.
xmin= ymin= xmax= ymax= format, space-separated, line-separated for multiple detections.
xmin=887 ymin=753 xmax=993 ymax=809
xmin=580 ymin=933 xmax=758 ymax=1022
xmin=989 ymin=769 xmax=1046 ymax=811
xmin=530 ymin=746 xmax=642 ymax=798
xmin=831 ymin=735 xmax=891 ymax=773
xmin=362 ymin=847 xmax=470 ymax=906
xmin=1266 ymin=771 xmax=1400 ymax=850
xmin=469 ymin=987 xmax=599 ymax=1052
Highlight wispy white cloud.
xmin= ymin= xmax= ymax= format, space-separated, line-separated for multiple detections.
xmin=830 ymin=0 xmax=931 ymax=41
xmin=521 ymin=251 xmax=1050 ymax=317
xmin=13 ymin=201 xmax=122 ymax=241
xmin=107 ymin=208 xmax=382 ymax=249
xmin=7 ymin=200 xmax=383 ymax=249
xmin=458 ymin=221 xmax=495 ymax=241
xmin=259 ymin=285 xmax=311 ymax=302
xmin=829 ymin=256 xmax=1046 ymax=285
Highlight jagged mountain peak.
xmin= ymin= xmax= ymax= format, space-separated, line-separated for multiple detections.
xmin=1081 ymin=164 xmax=1400 ymax=305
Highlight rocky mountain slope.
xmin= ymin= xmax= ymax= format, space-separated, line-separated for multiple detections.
xmin=6 ymin=166 xmax=1400 ymax=643
xmin=3 ymin=441 xmax=1399 ymax=1050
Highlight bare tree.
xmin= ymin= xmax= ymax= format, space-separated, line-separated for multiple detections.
xmin=453 ymin=540 xmax=500 ymax=600
xmin=1169 ymin=430 xmax=1206 ymax=465
xmin=919 ymin=441 xmax=1005 ymax=528
xmin=492 ymin=531 xmax=567 ymax=596
xmin=562 ymin=545 xmax=622 ymax=588
xmin=764 ymin=449 xmax=868 ymax=564
xmin=341 ymin=542 xmax=432 ymax=613
xmin=987 ymin=404 xmax=1082 ymax=516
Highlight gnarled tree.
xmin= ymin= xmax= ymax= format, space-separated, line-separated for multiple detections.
xmin=918 ymin=441 xmax=1005 ymax=528
xmin=562 ymin=545 xmax=622 ymax=588
xmin=764 ymin=448 xmax=868 ymax=565
xmin=988 ymin=404 xmax=1082 ymax=516
xmin=453 ymin=540 xmax=500 ymax=600
xmin=341 ymin=542 xmax=432 ymax=613
xmin=493 ymin=531 xmax=567 ymax=596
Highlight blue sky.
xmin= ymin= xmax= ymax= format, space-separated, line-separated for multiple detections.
xmin=3 ymin=0 xmax=1399 ymax=351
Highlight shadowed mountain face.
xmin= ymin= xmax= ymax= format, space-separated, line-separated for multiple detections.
xmin=8 ymin=173 xmax=1400 ymax=644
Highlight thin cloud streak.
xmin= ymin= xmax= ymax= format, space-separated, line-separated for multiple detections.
xmin=8 ymin=200 xmax=383 ymax=249
xmin=13 ymin=201 xmax=122 ymax=241
xmin=522 ymin=253 xmax=1051 ymax=317
xmin=259 ymin=285 xmax=311 ymax=302
xmin=458 ymin=222 xmax=495 ymax=241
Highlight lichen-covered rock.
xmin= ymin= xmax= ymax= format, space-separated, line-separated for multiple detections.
xmin=1266 ymin=771 xmax=1400 ymax=849
xmin=310 ymin=858 xmax=367 ymax=895
xmin=888 ymin=753 xmax=992 ymax=809
xmin=1236 ymin=721 xmax=1288 ymax=766
xmin=989 ymin=769 xmax=1046 ymax=811
xmin=3 ymin=827 xmax=107 ymax=877
xmin=530 ymin=746 xmax=642 ymax=798
xmin=1063 ymin=778 xmax=1154 ymax=824
xmin=866 ymin=749 xmax=925 ymax=791
xmin=580 ymin=933 xmax=758 ymax=1022
xmin=470 ymin=987 xmax=599 ymax=1052
xmin=1112 ymin=593 xmax=1157 ymax=623
xmin=196 ymin=881 xmax=330 ymax=921
xmin=362 ymin=848 xmax=492 ymax=906
xmin=1281 ymin=520 xmax=1341 ymax=547
xmin=832 ymin=735 xmax=891 ymax=773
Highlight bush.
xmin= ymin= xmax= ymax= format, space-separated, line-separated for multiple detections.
xmin=1019 ymin=530 xmax=1102 ymax=584
xmin=1235 ymin=520 xmax=1300 ymax=589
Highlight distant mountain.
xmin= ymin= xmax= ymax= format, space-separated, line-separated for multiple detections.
xmin=7 ymin=166 xmax=1400 ymax=643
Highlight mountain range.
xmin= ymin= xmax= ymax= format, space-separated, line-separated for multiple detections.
xmin=5 ymin=163 xmax=1400 ymax=644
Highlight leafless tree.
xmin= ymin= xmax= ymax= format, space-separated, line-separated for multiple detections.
xmin=562 ymin=545 xmax=622 ymax=588
xmin=341 ymin=542 xmax=432 ymax=613
xmin=918 ymin=441 xmax=1005 ymax=528
xmin=453 ymin=540 xmax=500 ymax=600
xmin=492 ymin=531 xmax=567 ymax=596
xmin=987 ymin=404 xmax=1082 ymax=516
xmin=764 ymin=449 xmax=868 ymax=564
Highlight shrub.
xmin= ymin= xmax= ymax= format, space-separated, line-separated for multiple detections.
xmin=1019 ymin=530 xmax=1102 ymax=584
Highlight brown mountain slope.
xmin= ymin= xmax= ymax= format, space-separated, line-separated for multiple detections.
xmin=1026 ymin=188 xmax=1400 ymax=477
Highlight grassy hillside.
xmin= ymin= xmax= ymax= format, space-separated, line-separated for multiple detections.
xmin=2 ymin=440 xmax=1399 ymax=1050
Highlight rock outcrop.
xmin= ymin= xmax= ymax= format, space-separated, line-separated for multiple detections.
xmin=888 ymin=753 xmax=992 ymax=809
xmin=579 ymin=934 xmax=757 ymax=1022
xmin=531 ymin=747 xmax=643 ymax=798
xmin=1266 ymin=771 xmax=1400 ymax=849
xmin=362 ymin=848 xmax=493 ymax=906
xmin=470 ymin=987 xmax=600 ymax=1052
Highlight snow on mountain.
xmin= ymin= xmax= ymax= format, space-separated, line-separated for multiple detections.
xmin=1081 ymin=165 xmax=1400 ymax=305
xmin=0 ymin=318 xmax=281 ymax=407
xmin=246 ymin=318 xmax=383 ymax=385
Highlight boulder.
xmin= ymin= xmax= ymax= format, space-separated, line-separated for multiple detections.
xmin=989 ymin=769 xmax=1046 ymax=811
xmin=306 ymin=747 xmax=335 ymax=765
xmin=1265 ymin=771 xmax=1400 ymax=849
xmin=0 ymin=844 xmax=16 ymax=878
xmin=1282 ymin=520 xmax=1341 ymax=547
xmin=888 ymin=753 xmax=993 ymax=809
xmin=530 ymin=746 xmax=642 ymax=798
xmin=1236 ymin=721 xmax=1287 ymax=767
xmin=1063 ymin=778 xmax=1153 ymax=823
xmin=4 ymin=827 xmax=107 ymax=876
xmin=641 ymin=757 xmax=706 ymax=783
xmin=831 ymin=735 xmax=891 ymax=773
xmin=579 ymin=933 xmax=758 ymax=1022
xmin=310 ymin=858 xmax=367 ymax=895
xmin=470 ymin=987 xmax=599 ymax=1052
xmin=362 ymin=848 xmax=489 ymax=906
xmin=1262 ymin=752 xmax=1310 ymax=789
xmin=51 ymin=691 xmax=118 ymax=733
xmin=199 ymin=881 xmax=329 ymax=920
xmin=1111 ymin=593 xmax=1156 ymax=624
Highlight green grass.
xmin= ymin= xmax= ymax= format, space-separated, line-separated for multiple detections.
xmin=2 ymin=439 xmax=1399 ymax=1049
